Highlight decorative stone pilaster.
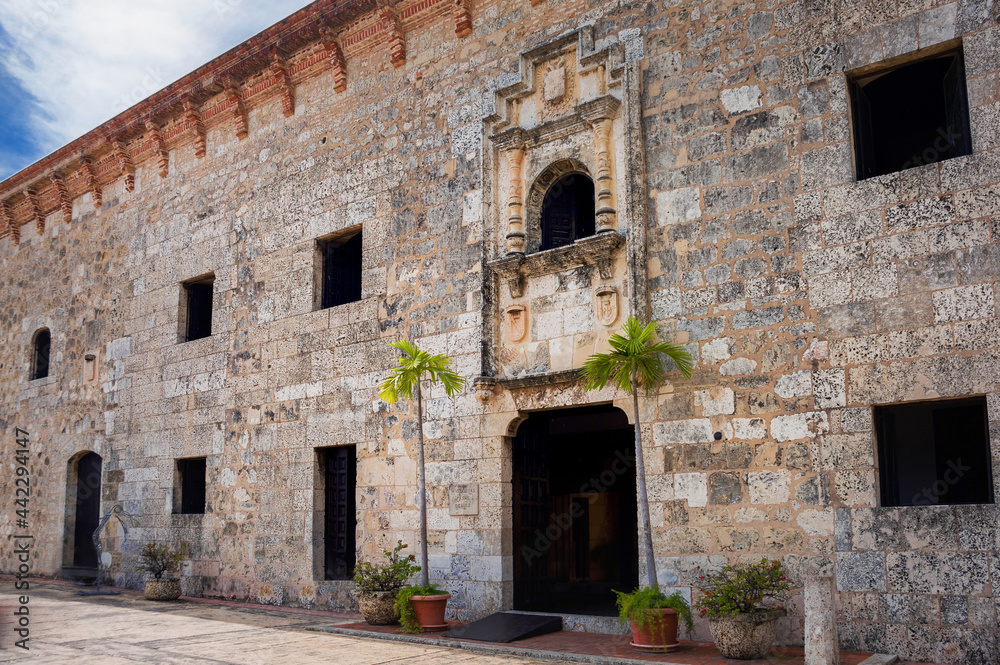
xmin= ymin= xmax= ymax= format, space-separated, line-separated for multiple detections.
xmin=592 ymin=117 xmax=616 ymax=232
xmin=506 ymin=147 xmax=526 ymax=255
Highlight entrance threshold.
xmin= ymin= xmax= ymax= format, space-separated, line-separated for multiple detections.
xmin=511 ymin=610 xmax=628 ymax=635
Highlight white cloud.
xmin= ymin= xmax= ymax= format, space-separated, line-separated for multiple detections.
xmin=0 ymin=0 xmax=311 ymax=167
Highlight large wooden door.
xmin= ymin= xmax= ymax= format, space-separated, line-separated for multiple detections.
xmin=512 ymin=418 xmax=550 ymax=608
xmin=72 ymin=453 xmax=102 ymax=568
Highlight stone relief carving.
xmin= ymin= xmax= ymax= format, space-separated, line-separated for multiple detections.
xmin=506 ymin=304 xmax=527 ymax=342
xmin=595 ymin=285 xmax=619 ymax=327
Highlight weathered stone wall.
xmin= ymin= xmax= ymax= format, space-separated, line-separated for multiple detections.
xmin=0 ymin=0 xmax=998 ymax=662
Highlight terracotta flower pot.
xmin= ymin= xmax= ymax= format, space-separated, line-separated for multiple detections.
xmin=708 ymin=609 xmax=786 ymax=660
xmin=356 ymin=590 xmax=400 ymax=625
xmin=629 ymin=607 xmax=679 ymax=652
xmin=144 ymin=578 xmax=181 ymax=601
xmin=409 ymin=593 xmax=451 ymax=631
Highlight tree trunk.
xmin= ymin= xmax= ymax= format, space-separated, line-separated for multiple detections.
xmin=416 ymin=382 xmax=430 ymax=588
xmin=632 ymin=373 xmax=658 ymax=590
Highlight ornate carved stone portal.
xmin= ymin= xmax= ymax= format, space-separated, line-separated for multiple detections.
xmin=483 ymin=28 xmax=644 ymax=381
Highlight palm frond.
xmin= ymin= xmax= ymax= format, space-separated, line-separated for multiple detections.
xmin=580 ymin=316 xmax=693 ymax=396
xmin=379 ymin=339 xmax=466 ymax=404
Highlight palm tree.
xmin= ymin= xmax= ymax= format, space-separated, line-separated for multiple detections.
xmin=379 ymin=340 xmax=465 ymax=587
xmin=580 ymin=316 xmax=694 ymax=590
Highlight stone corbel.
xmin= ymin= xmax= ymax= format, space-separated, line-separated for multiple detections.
xmin=182 ymin=99 xmax=207 ymax=159
xmin=226 ymin=78 xmax=249 ymax=140
xmin=505 ymin=146 xmax=526 ymax=255
xmin=490 ymin=254 xmax=526 ymax=297
xmin=453 ymin=0 xmax=472 ymax=38
xmin=320 ymin=27 xmax=348 ymax=92
xmin=1 ymin=200 xmax=18 ymax=245
xmin=110 ymin=137 xmax=135 ymax=192
xmin=270 ymin=51 xmax=295 ymax=118
xmin=473 ymin=376 xmax=498 ymax=404
xmin=78 ymin=157 xmax=102 ymax=209
xmin=380 ymin=4 xmax=405 ymax=68
xmin=22 ymin=188 xmax=44 ymax=235
xmin=50 ymin=173 xmax=73 ymax=222
xmin=145 ymin=121 xmax=169 ymax=178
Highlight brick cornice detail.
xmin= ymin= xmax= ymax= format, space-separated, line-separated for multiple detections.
xmin=0 ymin=0 xmax=471 ymax=244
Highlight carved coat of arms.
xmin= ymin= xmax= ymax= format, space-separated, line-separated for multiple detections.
xmin=595 ymin=286 xmax=618 ymax=327
xmin=506 ymin=304 xmax=527 ymax=342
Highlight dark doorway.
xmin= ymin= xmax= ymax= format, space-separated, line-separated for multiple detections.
xmin=72 ymin=452 xmax=102 ymax=569
xmin=512 ymin=405 xmax=638 ymax=616
xmin=322 ymin=446 xmax=357 ymax=580
xmin=540 ymin=174 xmax=596 ymax=251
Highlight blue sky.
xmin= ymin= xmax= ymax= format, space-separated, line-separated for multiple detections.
xmin=0 ymin=0 xmax=313 ymax=181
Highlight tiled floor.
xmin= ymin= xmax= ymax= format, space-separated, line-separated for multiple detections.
xmin=334 ymin=621 xmax=944 ymax=665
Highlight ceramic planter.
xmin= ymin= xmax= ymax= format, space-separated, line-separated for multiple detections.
xmin=628 ymin=607 xmax=680 ymax=652
xmin=409 ymin=593 xmax=451 ymax=631
xmin=356 ymin=590 xmax=400 ymax=625
xmin=144 ymin=578 xmax=181 ymax=601
xmin=708 ymin=608 xmax=786 ymax=660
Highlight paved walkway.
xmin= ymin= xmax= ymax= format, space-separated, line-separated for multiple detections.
xmin=0 ymin=581 xmax=573 ymax=665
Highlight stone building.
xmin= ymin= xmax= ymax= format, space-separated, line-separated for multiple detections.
xmin=1 ymin=0 xmax=998 ymax=661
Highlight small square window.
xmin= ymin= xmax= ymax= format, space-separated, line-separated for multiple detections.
xmin=850 ymin=48 xmax=972 ymax=180
xmin=316 ymin=228 xmax=362 ymax=310
xmin=176 ymin=458 xmax=207 ymax=514
xmin=181 ymin=275 xmax=214 ymax=342
xmin=875 ymin=396 xmax=995 ymax=507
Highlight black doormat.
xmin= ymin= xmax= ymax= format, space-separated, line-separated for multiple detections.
xmin=442 ymin=612 xmax=562 ymax=643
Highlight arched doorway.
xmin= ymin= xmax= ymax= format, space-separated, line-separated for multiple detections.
xmin=512 ymin=404 xmax=638 ymax=616
xmin=62 ymin=452 xmax=103 ymax=574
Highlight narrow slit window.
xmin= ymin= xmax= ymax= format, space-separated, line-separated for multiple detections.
xmin=182 ymin=276 xmax=214 ymax=342
xmin=177 ymin=458 xmax=207 ymax=514
xmin=875 ymin=396 xmax=994 ymax=507
xmin=318 ymin=228 xmax=362 ymax=309
xmin=540 ymin=174 xmax=595 ymax=251
xmin=31 ymin=328 xmax=50 ymax=380
xmin=319 ymin=446 xmax=357 ymax=580
xmin=851 ymin=49 xmax=972 ymax=180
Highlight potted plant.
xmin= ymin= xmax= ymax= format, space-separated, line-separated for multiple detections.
xmin=136 ymin=541 xmax=189 ymax=601
xmin=615 ymin=587 xmax=694 ymax=652
xmin=379 ymin=340 xmax=464 ymax=631
xmin=695 ymin=558 xmax=793 ymax=660
xmin=352 ymin=540 xmax=421 ymax=625
xmin=395 ymin=583 xmax=450 ymax=633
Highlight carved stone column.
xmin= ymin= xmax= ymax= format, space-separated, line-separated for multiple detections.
xmin=505 ymin=147 xmax=526 ymax=255
xmin=592 ymin=116 xmax=616 ymax=233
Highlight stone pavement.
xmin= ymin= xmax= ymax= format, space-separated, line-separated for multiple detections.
xmin=0 ymin=581 xmax=574 ymax=665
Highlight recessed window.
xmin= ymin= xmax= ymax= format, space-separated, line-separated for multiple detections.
xmin=851 ymin=49 xmax=972 ymax=180
xmin=181 ymin=275 xmax=214 ymax=342
xmin=875 ymin=396 xmax=994 ymax=507
xmin=540 ymin=173 xmax=595 ymax=251
xmin=316 ymin=228 xmax=362 ymax=310
xmin=176 ymin=458 xmax=207 ymax=515
xmin=318 ymin=446 xmax=356 ymax=580
xmin=31 ymin=328 xmax=50 ymax=380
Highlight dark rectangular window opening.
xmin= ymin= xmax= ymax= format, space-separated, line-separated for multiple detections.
xmin=317 ymin=228 xmax=362 ymax=310
xmin=177 ymin=457 xmax=207 ymax=514
xmin=851 ymin=48 xmax=972 ymax=180
xmin=876 ymin=396 xmax=995 ymax=507
xmin=319 ymin=446 xmax=357 ymax=580
xmin=182 ymin=275 xmax=214 ymax=342
xmin=31 ymin=329 xmax=50 ymax=380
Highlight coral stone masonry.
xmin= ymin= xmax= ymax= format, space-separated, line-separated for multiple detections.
xmin=1 ymin=0 xmax=999 ymax=663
